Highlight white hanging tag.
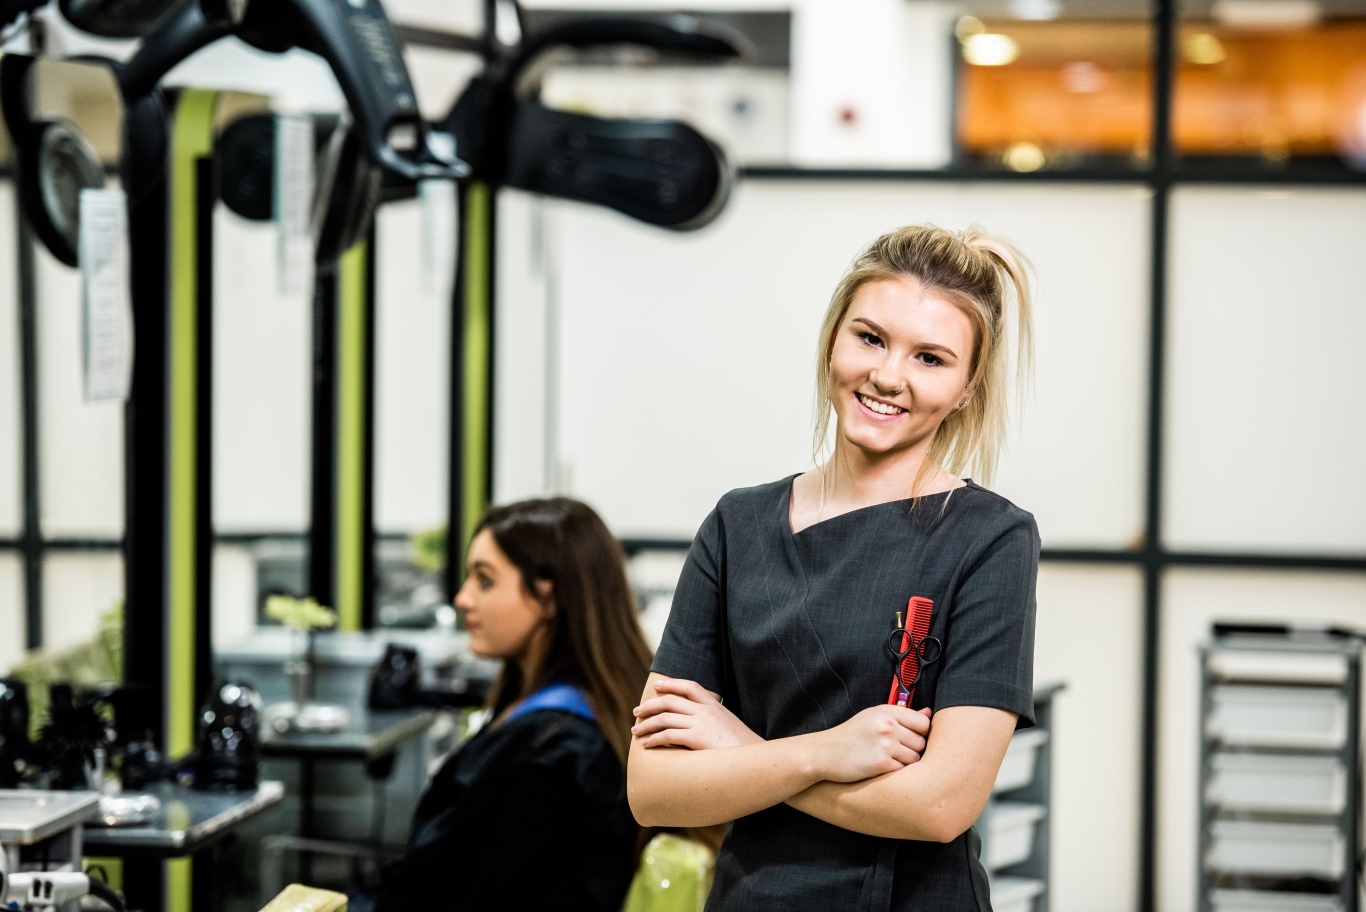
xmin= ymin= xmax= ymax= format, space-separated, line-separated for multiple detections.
xmin=419 ymin=178 xmax=456 ymax=295
xmin=275 ymin=112 xmax=314 ymax=295
xmin=79 ymin=188 xmax=133 ymax=403
xmin=420 ymin=131 xmax=459 ymax=295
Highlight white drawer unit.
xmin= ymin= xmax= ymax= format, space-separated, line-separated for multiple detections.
xmin=986 ymin=802 xmax=1046 ymax=870
xmin=989 ymin=877 xmax=1045 ymax=912
xmin=1198 ymin=634 xmax=1361 ymax=912
xmin=1207 ymin=753 xmax=1347 ymax=815
xmin=1206 ymin=684 xmax=1347 ymax=750
xmin=994 ymin=729 xmax=1049 ymax=794
xmin=1208 ymin=817 xmax=1345 ymax=880
xmin=1211 ymin=890 xmax=1344 ymax=912
xmin=1206 ymin=650 xmax=1349 ymax=686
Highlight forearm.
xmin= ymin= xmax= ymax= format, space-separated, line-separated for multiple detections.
xmin=628 ymin=735 xmax=826 ymax=827
xmin=785 ymin=761 xmax=959 ymax=842
xmin=787 ymin=706 xmax=1016 ymax=841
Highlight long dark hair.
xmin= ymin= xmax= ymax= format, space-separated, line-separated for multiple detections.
xmin=476 ymin=497 xmax=652 ymax=768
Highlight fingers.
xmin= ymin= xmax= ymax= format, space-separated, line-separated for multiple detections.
xmin=633 ymin=694 xmax=702 ymax=721
xmin=631 ymin=712 xmax=693 ymax=738
xmin=890 ymin=706 xmax=932 ymax=736
xmin=637 ymin=728 xmax=700 ymax=750
xmin=651 ymin=677 xmax=722 ymax=703
xmin=899 ymin=728 xmax=927 ymax=755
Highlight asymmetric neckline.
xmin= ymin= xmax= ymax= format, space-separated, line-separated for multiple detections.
xmin=784 ymin=472 xmax=973 ymax=536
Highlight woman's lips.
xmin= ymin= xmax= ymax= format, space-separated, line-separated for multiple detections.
xmin=854 ymin=391 xmax=906 ymax=421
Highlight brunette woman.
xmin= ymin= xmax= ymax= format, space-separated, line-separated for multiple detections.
xmin=360 ymin=497 xmax=653 ymax=912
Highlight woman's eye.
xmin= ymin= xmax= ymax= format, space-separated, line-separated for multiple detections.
xmin=858 ymin=331 xmax=883 ymax=348
xmin=917 ymin=352 xmax=943 ymax=367
xmin=477 ymin=575 xmax=493 ymax=591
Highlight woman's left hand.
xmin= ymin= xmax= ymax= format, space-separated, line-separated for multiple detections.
xmin=632 ymin=677 xmax=763 ymax=750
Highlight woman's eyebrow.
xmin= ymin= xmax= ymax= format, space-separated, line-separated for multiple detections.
xmin=469 ymin=560 xmax=495 ymax=575
xmin=852 ymin=316 xmax=959 ymax=359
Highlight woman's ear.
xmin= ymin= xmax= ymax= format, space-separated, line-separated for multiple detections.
xmin=534 ymin=579 xmax=556 ymax=617
xmin=957 ymin=386 xmax=974 ymax=409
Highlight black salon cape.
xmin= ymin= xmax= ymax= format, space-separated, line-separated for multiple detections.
xmin=358 ymin=708 xmax=638 ymax=912
xmin=652 ymin=475 xmax=1039 ymax=912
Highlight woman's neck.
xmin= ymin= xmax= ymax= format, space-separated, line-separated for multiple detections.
xmin=822 ymin=436 xmax=949 ymax=506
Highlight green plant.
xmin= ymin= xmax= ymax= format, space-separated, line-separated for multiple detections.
xmin=410 ymin=525 xmax=448 ymax=574
xmin=264 ymin=595 xmax=337 ymax=632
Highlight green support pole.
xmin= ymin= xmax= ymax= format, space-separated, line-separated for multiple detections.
xmin=459 ymin=181 xmax=492 ymax=555
xmin=334 ymin=239 xmax=369 ymax=632
xmin=167 ymin=86 xmax=219 ymax=912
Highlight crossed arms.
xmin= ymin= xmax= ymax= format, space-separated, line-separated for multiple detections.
xmin=625 ymin=672 xmax=1017 ymax=843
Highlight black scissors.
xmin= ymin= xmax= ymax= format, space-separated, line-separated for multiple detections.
xmin=886 ymin=626 xmax=942 ymax=708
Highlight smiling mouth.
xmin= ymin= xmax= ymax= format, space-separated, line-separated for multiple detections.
xmin=857 ymin=392 xmax=906 ymax=416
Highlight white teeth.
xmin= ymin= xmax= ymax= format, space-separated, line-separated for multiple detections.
xmin=859 ymin=393 xmax=904 ymax=415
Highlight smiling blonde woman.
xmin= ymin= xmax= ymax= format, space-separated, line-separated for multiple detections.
xmin=627 ymin=224 xmax=1039 ymax=912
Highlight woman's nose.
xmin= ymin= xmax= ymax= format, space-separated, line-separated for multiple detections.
xmin=870 ymin=364 xmax=906 ymax=394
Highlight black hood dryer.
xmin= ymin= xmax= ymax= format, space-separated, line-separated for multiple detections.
xmin=445 ymin=13 xmax=745 ymax=230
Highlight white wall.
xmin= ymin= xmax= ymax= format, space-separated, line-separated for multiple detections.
xmin=1164 ymin=187 xmax=1366 ymax=554
xmin=1035 ymin=564 xmax=1143 ymax=912
xmin=213 ymin=210 xmax=313 ymax=535
xmin=533 ymin=179 xmax=1150 ymax=549
xmin=41 ymin=551 xmax=122 ymax=653
xmin=790 ymin=0 xmax=955 ymax=168
xmin=373 ymin=194 xmax=456 ymax=533
xmin=36 ymin=243 xmax=124 ymax=538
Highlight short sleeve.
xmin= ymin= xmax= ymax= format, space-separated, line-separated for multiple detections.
xmin=933 ymin=514 xmax=1040 ymax=729
xmin=651 ymin=505 xmax=724 ymax=694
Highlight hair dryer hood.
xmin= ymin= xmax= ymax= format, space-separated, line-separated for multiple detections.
xmin=197 ymin=0 xmax=467 ymax=182
xmin=58 ymin=0 xmax=181 ymax=38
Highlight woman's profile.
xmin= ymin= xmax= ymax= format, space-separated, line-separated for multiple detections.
xmin=628 ymin=224 xmax=1040 ymax=911
xmin=358 ymin=497 xmax=653 ymax=912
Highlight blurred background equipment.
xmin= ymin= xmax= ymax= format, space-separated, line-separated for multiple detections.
xmin=191 ymin=679 xmax=263 ymax=793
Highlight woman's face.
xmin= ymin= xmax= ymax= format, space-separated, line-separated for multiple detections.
xmin=454 ymin=529 xmax=551 ymax=667
xmin=828 ymin=276 xmax=976 ymax=459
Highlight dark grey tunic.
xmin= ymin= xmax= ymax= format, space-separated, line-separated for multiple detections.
xmin=652 ymin=474 xmax=1039 ymax=912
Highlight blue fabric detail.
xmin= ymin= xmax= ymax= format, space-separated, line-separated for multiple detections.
xmin=507 ymin=681 xmax=596 ymax=723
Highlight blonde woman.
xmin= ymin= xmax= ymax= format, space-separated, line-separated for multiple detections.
xmin=627 ymin=225 xmax=1039 ymax=911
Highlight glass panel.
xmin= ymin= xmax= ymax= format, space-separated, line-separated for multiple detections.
xmin=492 ymin=189 xmax=551 ymax=507
xmin=372 ymin=194 xmax=454 ymax=618
xmin=33 ymin=60 xmax=126 ymax=538
xmin=213 ymin=542 xmax=259 ymax=648
xmin=1158 ymin=568 xmax=1366 ymax=912
xmin=549 ymin=180 xmax=1149 ymax=548
xmin=1174 ymin=11 xmax=1366 ymax=170
xmin=1035 ymin=564 xmax=1142 ymax=912
xmin=1164 ymin=186 xmax=1366 ymax=554
xmin=954 ymin=7 xmax=1154 ymax=172
xmin=0 ymin=181 xmax=20 ymax=539
xmin=0 ymin=553 xmax=24 ymax=673
xmin=42 ymin=551 xmax=123 ymax=654
xmin=372 ymin=197 xmax=452 ymax=536
xmin=212 ymin=206 xmax=312 ymax=535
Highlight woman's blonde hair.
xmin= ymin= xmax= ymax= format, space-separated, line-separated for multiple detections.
xmin=813 ymin=224 xmax=1034 ymax=488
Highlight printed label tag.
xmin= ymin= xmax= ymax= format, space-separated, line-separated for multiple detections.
xmin=275 ymin=112 xmax=314 ymax=295
xmin=79 ymin=188 xmax=133 ymax=403
xmin=420 ymin=178 xmax=456 ymax=294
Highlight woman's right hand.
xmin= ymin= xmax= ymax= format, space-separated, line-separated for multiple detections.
xmin=814 ymin=705 xmax=933 ymax=782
